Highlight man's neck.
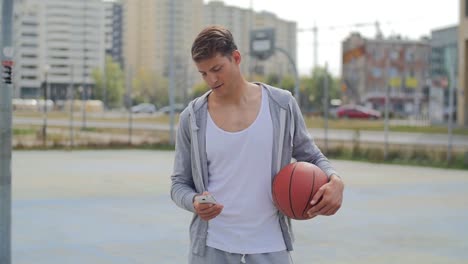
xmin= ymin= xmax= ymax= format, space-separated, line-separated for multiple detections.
xmin=212 ymin=79 xmax=257 ymax=106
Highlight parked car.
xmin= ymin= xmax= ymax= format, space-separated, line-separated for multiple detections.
xmin=158 ymin=103 xmax=185 ymax=114
xmin=131 ymin=103 xmax=156 ymax=114
xmin=443 ymin=107 xmax=457 ymax=121
xmin=336 ymin=104 xmax=381 ymax=119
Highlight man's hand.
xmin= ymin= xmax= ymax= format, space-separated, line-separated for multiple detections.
xmin=193 ymin=192 xmax=224 ymax=221
xmin=306 ymin=174 xmax=344 ymax=219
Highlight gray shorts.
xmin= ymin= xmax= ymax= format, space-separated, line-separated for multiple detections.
xmin=189 ymin=246 xmax=293 ymax=264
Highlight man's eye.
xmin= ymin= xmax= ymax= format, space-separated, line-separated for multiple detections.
xmin=213 ymin=67 xmax=221 ymax=72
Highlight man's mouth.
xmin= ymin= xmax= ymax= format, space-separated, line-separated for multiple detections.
xmin=212 ymin=83 xmax=223 ymax=90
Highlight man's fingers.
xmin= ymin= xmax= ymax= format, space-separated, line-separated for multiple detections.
xmin=323 ymin=207 xmax=338 ymax=216
xmin=197 ymin=203 xmax=215 ymax=211
xmin=307 ymin=197 xmax=341 ymax=217
xmin=201 ymin=210 xmax=222 ymax=221
xmin=203 ymin=209 xmax=221 ymax=219
xmin=307 ymin=202 xmax=328 ymax=217
xmin=198 ymin=204 xmax=223 ymax=221
xmin=310 ymin=187 xmax=325 ymax=206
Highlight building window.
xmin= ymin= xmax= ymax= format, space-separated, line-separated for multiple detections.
xmin=22 ymin=54 xmax=37 ymax=58
xmin=390 ymin=50 xmax=399 ymax=61
xmin=466 ymin=0 xmax=468 ymax=17
xmin=21 ymin=43 xmax=38 ymax=48
xmin=405 ymin=50 xmax=414 ymax=62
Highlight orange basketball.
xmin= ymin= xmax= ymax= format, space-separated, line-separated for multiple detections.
xmin=272 ymin=162 xmax=328 ymax=220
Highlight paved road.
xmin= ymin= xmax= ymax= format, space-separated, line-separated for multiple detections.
xmin=13 ymin=117 xmax=468 ymax=148
xmin=11 ymin=150 xmax=468 ymax=264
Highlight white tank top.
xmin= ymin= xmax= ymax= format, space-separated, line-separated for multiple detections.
xmin=205 ymin=87 xmax=286 ymax=254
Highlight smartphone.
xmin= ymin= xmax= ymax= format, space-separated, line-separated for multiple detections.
xmin=195 ymin=194 xmax=217 ymax=204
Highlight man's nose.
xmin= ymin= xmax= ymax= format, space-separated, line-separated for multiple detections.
xmin=207 ymin=73 xmax=218 ymax=85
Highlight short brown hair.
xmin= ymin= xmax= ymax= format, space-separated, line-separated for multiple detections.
xmin=191 ymin=25 xmax=238 ymax=62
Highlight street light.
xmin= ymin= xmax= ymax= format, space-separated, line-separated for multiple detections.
xmin=42 ymin=64 xmax=50 ymax=148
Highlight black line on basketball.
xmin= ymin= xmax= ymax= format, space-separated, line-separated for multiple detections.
xmin=303 ymin=169 xmax=316 ymax=218
xmin=289 ymin=162 xmax=298 ymax=219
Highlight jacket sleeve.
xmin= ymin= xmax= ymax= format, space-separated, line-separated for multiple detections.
xmin=170 ymin=110 xmax=198 ymax=213
xmin=289 ymin=96 xmax=339 ymax=179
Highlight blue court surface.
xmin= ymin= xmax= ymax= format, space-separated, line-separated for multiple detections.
xmin=11 ymin=150 xmax=468 ymax=264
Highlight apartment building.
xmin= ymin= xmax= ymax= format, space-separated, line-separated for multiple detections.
xmin=104 ymin=0 xmax=123 ymax=67
xmin=0 ymin=2 xmax=3 ymax=47
xmin=341 ymin=33 xmax=430 ymax=116
xmin=13 ymin=0 xmax=106 ymax=100
xmin=458 ymin=0 xmax=468 ymax=126
xmin=204 ymin=1 xmax=297 ymax=78
xmin=204 ymin=0 xmax=253 ymax=75
xmin=123 ymin=0 xmax=204 ymax=100
xmin=430 ymin=26 xmax=458 ymax=122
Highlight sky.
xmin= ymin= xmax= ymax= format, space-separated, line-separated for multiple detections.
xmin=205 ymin=0 xmax=459 ymax=76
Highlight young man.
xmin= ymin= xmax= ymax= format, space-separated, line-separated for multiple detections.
xmin=170 ymin=26 xmax=344 ymax=264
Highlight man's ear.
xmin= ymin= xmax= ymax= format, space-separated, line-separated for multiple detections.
xmin=232 ymin=50 xmax=241 ymax=64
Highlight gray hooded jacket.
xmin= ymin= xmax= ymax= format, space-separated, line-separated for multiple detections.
xmin=170 ymin=83 xmax=338 ymax=256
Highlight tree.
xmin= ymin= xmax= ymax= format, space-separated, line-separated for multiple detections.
xmin=131 ymin=69 xmax=169 ymax=107
xmin=301 ymin=67 xmax=340 ymax=114
xmin=265 ymin=73 xmax=281 ymax=87
xmin=191 ymin=82 xmax=209 ymax=99
xmin=91 ymin=56 xmax=125 ymax=108
xmin=250 ymin=73 xmax=267 ymax=84
xmin=264 ymin=73 xmax=296 ymax=94
xmin=280 ymin=75 xmax=295 ymax=94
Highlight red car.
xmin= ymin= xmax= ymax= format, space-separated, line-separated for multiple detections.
xmin=336 ymin=105 xmax=381 ymax=119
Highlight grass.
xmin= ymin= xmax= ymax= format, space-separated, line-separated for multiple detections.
xmin=14 ymin=111 xmax=468 ymax=135
xmin=321 ymin=141 xmax=468 ymax=170
xmin=304 ymin=116 xmax=468 ymax=135
xmin=13 ymin=127 xmax=36 ymax=135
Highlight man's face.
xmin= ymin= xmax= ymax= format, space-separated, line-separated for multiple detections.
xmin=195 ymin=51 xmax=241 ymax=94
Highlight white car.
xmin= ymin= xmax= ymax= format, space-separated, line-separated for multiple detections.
xmin=131 ymin=103 xmax=156 ymax=113
xmin=158 ymin=104 xmax=185 ymax=114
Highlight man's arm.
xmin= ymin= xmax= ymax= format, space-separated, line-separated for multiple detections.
xmin=170 ymin=110 xmax=198 ymax=213
xmin=289 ymin=97 xmax=338 ymax=178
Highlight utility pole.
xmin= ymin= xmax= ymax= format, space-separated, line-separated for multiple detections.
xmin=168 ymin=0 xmax=175 ymax=145
xmin=103 ymin=57 xmax=107 ymax=111
xmin=1 ymin=1 xmax=14 ymax=263
xmin=313 ymin=23 xmax=318 ymax=69
xmin=69 ymin=64 xmax=75 ymax=149
xmin=42 ymin=66 xmax=50 ymax=148
xmin=384 ymin=48 xmax=390 ymax=160
xmin=248 ymin=0 xmax=255 ymax=80
xmin=323 ymin=63 xmax=329 ymax=154
xmin=447 ymin=49 xmax=455 ymax=163
xmin=126 ymin=68 xmax=133 ymax=146
xmin=297 ymin=24 xmax=318 ymax=73
xmin=81 ymin=1 xmax=87 ymax=130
